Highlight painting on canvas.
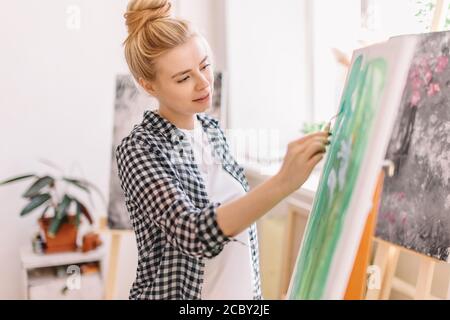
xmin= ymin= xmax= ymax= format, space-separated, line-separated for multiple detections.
xmin=288 ymin=36 xmax=417 ymax=299
xmin=376 ymin=31 xmax=450 ymax=262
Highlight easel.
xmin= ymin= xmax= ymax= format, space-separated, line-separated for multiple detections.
xmin=364 ymin=161 xmax=448 ymax=300
xmin=279 ymin=1 xmax=450 ymax=300
xmin=353 ymin=2 xmax=450 ymax=300
xmin=349 ymin=3 xmax=450 ymax=300
xmin=431 ymin=0 xmax=450 ymax=32
xmin=365 ymin=238 xmax=447 ymax=300
xmin=98 ymin=217 xmax=133 ymax=300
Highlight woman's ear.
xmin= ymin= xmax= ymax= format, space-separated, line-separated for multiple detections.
xmin=139 ymin=77 xmax=158 ymax=97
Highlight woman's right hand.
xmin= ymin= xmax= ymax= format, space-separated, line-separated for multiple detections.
xmin=216 ymin=130 xmax=331 ymax=237
xmin=275 ymin=131 xmax=330 ymax=195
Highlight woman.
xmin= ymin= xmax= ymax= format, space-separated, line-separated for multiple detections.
xmin=116 ymin=0 xmax=330 ymax=300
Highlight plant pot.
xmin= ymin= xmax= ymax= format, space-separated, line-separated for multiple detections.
xmin=38 ymin=216 xmax=78 ymax=254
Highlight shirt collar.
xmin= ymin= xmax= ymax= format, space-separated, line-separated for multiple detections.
xmin=142 ymin=109 xmax=218 ymax=144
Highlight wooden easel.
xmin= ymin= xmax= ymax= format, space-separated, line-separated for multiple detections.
xmin=98 ymin=217 xmax=133 ymax=300
xmin=363 ymin=1 xmax=450 ymax=300
xmin=361 ymin=4 xmax=450 ymax=300
xmin=365 ymin=238 xmax=446 ymax=300
xmin=431 ymin=0 xmax=450 ymax=32
xmin=364 ymin=162 xmax=448 ymax=300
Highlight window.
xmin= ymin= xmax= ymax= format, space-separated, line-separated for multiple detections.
xmin=311 ymin=0 xmax=446 ymax=125
xmin=225 ymin=0 xmax=450 ymax=166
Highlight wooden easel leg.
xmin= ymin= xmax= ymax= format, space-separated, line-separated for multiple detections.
xmin=446 ymin=272 xmax=450 ymax=300
xmin=105 ymin=233 xmax=121 ymax=300
xmin=431 ymin=0 xmax=450 ymax=32
xmin=379 ymin=245 xmax=400 ymax=300
xmin=414 ymin=258 xmax=436 ymax=300
xmin=365 ymin=240 xmax=399 ymax=300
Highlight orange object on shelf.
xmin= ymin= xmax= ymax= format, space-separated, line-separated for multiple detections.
xmin=82 ymin=232 xmax=102 ymax=253
xmin=38 ymin=216 xmax=78 ymax=254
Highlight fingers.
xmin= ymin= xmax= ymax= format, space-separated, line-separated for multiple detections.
xmin=304 ymin=140 xmax=327 ymax=160
xmin=289 ymin=131 xmax=330 ymax=147
xmin=307 ymin=152 xmax=325 ymax=169
xmin=288 ymin=136 xmax=329 ymax=159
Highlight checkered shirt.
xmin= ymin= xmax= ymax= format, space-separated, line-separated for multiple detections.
xmin=115 ymin=110 xmax=262 ymax=300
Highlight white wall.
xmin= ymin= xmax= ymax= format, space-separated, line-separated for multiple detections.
xmin=176 ymin=0 xmax=227 ymax=71
xmin=311 ymin=0 xmax=361 ymax=123
xmin=0 ymin=0 xmax=225 ymax=299
xmin=0 ymin=0 xmax=130 ymax=299
xmin=225 ymin=0 xmax=311 ymax=150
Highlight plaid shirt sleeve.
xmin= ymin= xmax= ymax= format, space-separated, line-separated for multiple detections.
xmin=116 ymin=135 xmax=232 ymax=259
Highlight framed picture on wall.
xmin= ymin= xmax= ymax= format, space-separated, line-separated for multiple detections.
xmin=206 ymin=70 xmax=228 ymax=128
xmin=107 ymin=74 xmax=157 ymax=230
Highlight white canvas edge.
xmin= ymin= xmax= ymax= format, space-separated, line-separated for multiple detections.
xmin=323 ymin=35 xmax=419 ymax=299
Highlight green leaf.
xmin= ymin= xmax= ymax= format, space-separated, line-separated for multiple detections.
xmin=22 ymin=176 xmax=54 ymax=198
xmin=0 ymin=174 xmax=37 ymax=186
xmin=72 ymin=197 xmax=93 ymax=225
xmin=48 ymin=195 xmax=72 ymax=236
xmin=55 ymin=195 xmax=72 ymax=219
xmin=20 ymin=193 xmax=51 ymax=216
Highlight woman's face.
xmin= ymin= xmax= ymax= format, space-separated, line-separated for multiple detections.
xmin=144 ymin=36 xmax=214 ymax=116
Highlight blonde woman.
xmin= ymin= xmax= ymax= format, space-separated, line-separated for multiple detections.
xmin=116 ymin=0 xmax=330 ymax=300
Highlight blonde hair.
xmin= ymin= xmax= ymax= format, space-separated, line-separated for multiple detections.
xmin=123 ymin=0 xmax=197 ymax=82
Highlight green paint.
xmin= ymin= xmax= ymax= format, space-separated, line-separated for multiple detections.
xmin=289 ymin=55 xmax=387 ymax=299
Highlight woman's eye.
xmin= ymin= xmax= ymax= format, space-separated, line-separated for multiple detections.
xmin=177 ymin=76 xmax=189 ymax=83
xmin=202 ymin=64 xmax=211 ymax=70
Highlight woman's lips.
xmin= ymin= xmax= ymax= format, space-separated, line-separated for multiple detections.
xmin=193 ymin=93 xmax=210 ymax=102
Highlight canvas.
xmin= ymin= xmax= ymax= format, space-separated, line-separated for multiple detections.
xmin=288 ymin=36 xmax=417 ymax=299
xmin=376 ymin=31 xmax=450 ymax=262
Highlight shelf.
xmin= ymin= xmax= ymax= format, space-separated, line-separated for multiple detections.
xmin=28 ymin=272 xmax=104 ymax=300
xmin=20 ymin=245 xmax=106 ymax=270
xmin=20 ymin=245 xmax=106 ymax=299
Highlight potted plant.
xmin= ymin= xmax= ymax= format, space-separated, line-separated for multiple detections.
xmin=0 ymin=162 xmax=105 ymax=254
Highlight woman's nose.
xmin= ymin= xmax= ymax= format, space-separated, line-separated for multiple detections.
xmin=195 ymin=73 xmax=210 ymax=91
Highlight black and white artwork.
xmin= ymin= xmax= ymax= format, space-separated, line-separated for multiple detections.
xmin=206 ymin=71 xmax=228 ymax=127
xmin=107 ymin=74 xmax=157 ymax=229
xmin=376 ymin=32 xmax=450 ymax=261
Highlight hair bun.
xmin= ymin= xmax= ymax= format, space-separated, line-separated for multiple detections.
xmin=124 ymin=0 xmax=172 ymax=37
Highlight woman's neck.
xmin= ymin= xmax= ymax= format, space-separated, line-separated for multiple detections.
xmin=157 ymin=106 xmax=196 ymax=130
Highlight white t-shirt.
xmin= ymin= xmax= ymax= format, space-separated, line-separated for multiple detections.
xmin=179 ymin=118 xmax=254 ymax=300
